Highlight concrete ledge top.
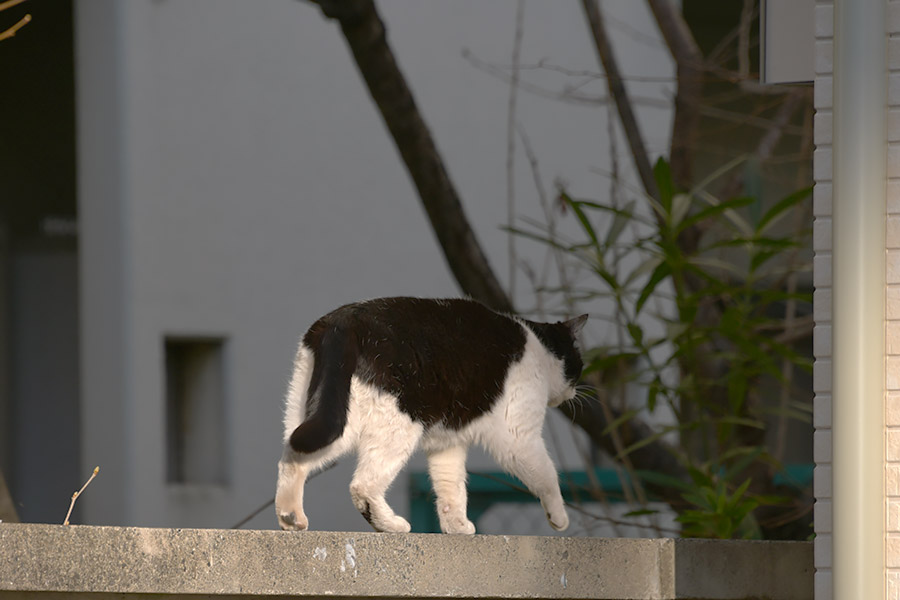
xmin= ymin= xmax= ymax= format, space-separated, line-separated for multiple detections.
xmin=0 ymin=523 xmax=812 ymax=600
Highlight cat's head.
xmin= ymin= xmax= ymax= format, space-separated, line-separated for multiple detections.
xmin=526 ymin=314 xmax=588 ymax=407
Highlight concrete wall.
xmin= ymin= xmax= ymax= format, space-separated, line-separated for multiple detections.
xmin=9 ymin=246 xmax=80 ymax=524
xmin=74 ymin=0 xmax=674 ymax=532
xmin=0 ymin=523 xmax=813 ymax=600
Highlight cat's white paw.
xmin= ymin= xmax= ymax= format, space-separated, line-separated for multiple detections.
xmin=540 ymin=496 xmax=569 ymax=531
xmin=442 ymin=517 xmax=476 ymax=534
xmin=275 ymin=491 xmax=309 ymax=530
xmin=436 ymin=503 xmax=476 ymax=534
xmin=547 ymin=509 xmax=569 ymax=532
xmin=277 ymin=509 xmax=309 ymax=531
xmin=377 ymin=514 xmax=412 ymax=533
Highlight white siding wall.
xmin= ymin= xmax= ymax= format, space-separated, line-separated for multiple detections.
xmin=813 ymin=2 xmax=834 ymax=597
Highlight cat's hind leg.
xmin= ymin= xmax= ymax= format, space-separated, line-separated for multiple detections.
xmin=277 ymin=343 xmax=317 ymax=530
xmin=276 ymin=436 xmax=351 ymax=530
xmin=425 ymin=444 xmax=476 ymax=534
xmin=275 ymin=447 xmax=311 ymax=530
xmin=349 ymin=405 xmax=423 ymax=533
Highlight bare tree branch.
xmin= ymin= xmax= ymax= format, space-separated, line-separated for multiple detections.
xmin=719 ymin=87 xmax=809 ymax=201
xmin=646 ymin=0 xmax=704 ymax=192
xmin=505 ymin=0 xmax=525 ymax=299
xmin=308 ymin=0 xmax=513 ymax=313
xmin=581 ymin=0 xmax=660 ymax=205
xmin=737 ymin=0 xmax=755 ymax=81
xmin=461 ymin=49 xmax=672 ymax=108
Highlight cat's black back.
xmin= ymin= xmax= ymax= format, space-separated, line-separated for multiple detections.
xmin=304 ymin=297 xmax=529 ymax=429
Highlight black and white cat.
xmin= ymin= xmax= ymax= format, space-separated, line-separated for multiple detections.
xmin=275 ymin=297 xmax=587 ymax=534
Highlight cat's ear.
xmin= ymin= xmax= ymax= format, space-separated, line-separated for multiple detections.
xmin=563 ymin=314 xmax=588 ymax=336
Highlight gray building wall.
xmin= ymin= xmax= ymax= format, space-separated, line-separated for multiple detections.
xmin=73 ymin=0 xmax=673 ymax=532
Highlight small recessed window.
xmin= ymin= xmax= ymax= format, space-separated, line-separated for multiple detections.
xmin=164 ymin=337 xmax=227 ymax=485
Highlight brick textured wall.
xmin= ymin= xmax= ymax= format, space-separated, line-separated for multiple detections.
xmin=889 ymin=2 xmax=900 ymax=596
xmin=813 ymin=2 xmax=834 ymax=598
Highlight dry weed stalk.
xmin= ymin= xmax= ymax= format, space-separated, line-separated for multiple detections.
xmin=63 ymin=466 xmax=99 ymax=526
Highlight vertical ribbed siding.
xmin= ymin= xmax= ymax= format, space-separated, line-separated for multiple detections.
xmin=813 ymin=2 xmax=834 ymax=598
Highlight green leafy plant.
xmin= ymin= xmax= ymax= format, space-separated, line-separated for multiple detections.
xmin=676 ymin=471 xmax=760 ymax=539
xmin=515 ymin=156 xmax=813 ymax=538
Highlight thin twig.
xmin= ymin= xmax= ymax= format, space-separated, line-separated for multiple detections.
xmin=646 ymin=0 xmax=705 ymax=192
xmin=517 ymin=126 xmax=577 ymax=319
xmin=699 ymin=102 xmax=806 ymax=136
xmin=0 ymin=0 xmax=27 ymax=12
xmin=581 ymin=0 xmax=660 ymax=206
xmin=462 ymin=49 xmax=671 ymax=109
xmin=506 ymin=0 xmax=524 ymax=299
xmin=491 ymin=59 xmax=696 ymax=84
xmin=718 ymin=88 xmax=807 ymax=202
xmin=737 ymin=0 xmax=755 ymax=81
xmin=231 ymin=461 xmax=338 ymax=529
xmin=64 ymin=466 xmax=99 ymax=526
xmin=0 ymin=13 xmax=29 ymax=42
xmin=231 ymin=497 xmax=277 ymax=530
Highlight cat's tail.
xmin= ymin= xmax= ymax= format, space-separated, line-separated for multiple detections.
xmin=289 ymin=325 xmax=358 ymax=454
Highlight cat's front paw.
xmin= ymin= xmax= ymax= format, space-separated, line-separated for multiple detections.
xmin=441 ymin=519 xmax=475 ymax=535
xmin=436 ymin=503 xmax=476 ymax=534
xmin=546 ymin=508 xmax=569 ymax=532
xmin=441 ymin=516 xmax=476 ymax=534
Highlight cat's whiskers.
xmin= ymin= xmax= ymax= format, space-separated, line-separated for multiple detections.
xmin=564 ymin=383 xmax=598 ymax=410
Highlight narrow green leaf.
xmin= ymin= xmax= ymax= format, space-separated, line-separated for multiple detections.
xmin=563 ymin=199 xmax=654 ymax=227
xmin=599 ymin=407 xmax=642 ymax=437
xmin=732 ymin=477 xmax=753 ymax=501
xmin=635 ymin=261 xmax=672 ymax=315
xmin=670 ymin=193 xmax=692 ymax=228
xmin=677 ymin=196 xmax=755 ymax=234
xmin=582 ymin=352 xmax=642 ymax=376
xmin=716 ymin=417 xmax=765 ymax=432
xmin=665 ymin=321 xmax=690 ymax=342
xmin=688 ymin=154 xmax=749 ymax=198
xmin=647 ymin=380 xmax=661 ymax=412
xmin=756 ymin=186 xmax=813 ymax=234
xmin=615 ymin=424 xmax=686 ymax=460
xmin=696 ymin=189 xmax=754 ymax=237
xmin=723 ymin=447 xmax=764 ymax=482
xmin=604 ymin=199 xmax=636 ymax=247
xmin=566 ymin=197 xmax=601 ymax=251
xmin=627 ymin=322 xmax=644 ymax=347
xmin=622 ymin=255 xmax=664 ymax=288
xmin=653 ymin=157 xmax=675 ymax=214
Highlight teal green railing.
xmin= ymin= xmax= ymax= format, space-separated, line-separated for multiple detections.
xmin=408 ymin=463 xmax=813 ymax=533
